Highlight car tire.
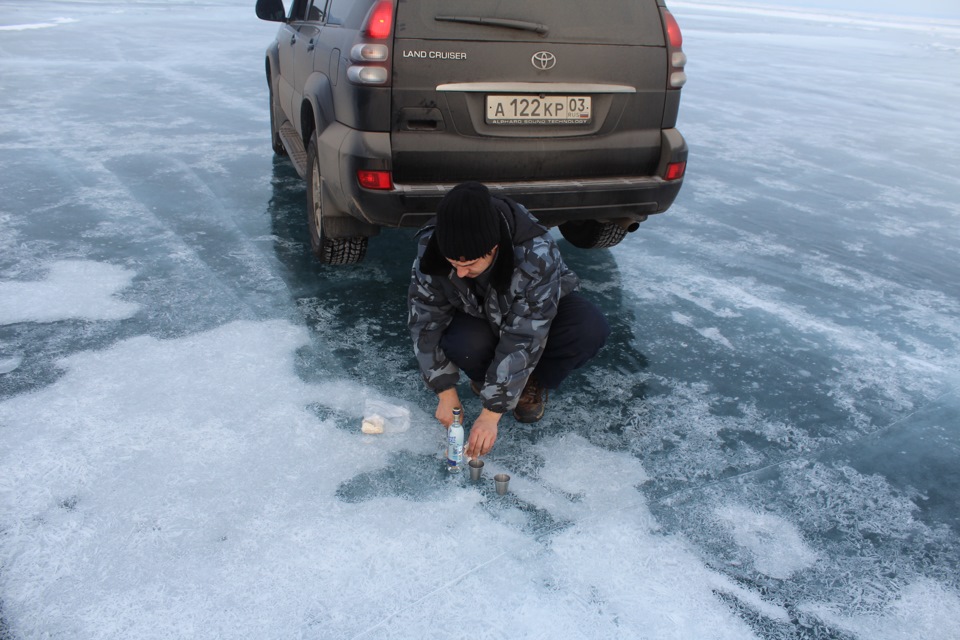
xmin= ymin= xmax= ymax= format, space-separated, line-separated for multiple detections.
xmin=268 ymin=81 xmax=287 ymax=157
xmin=558 ymin=220 xmax=628 ymax=249
xmin=306 ymin=135 xmax=367 ymax=265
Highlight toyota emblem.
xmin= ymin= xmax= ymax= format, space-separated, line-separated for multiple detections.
xmin=531 ymin=51 xmax=557 ymax=70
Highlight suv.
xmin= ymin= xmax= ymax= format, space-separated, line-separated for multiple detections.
xmin=256 ymin=0 xmax=688 ymax=264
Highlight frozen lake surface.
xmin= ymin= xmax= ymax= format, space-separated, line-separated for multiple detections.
xmin=1 ymin=1 xmax=959 ymax=638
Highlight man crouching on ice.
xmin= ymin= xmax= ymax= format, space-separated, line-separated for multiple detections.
xmin=408 ymin=181 xmax=610 ymax=459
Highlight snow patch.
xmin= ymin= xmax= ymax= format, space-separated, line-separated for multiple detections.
xmin=533 ymin=435 xmax=789 ymax=636
xmin=0 ymin=17 xmax=77 ymax=31
xmin=715 ymin=504 xmax=818 ymax=579
xmin=671 ymin=312 xmax=735 ymax=349
xmin=0 ymin=321 xmax=780 ymax=638
xmin=698 ymin=326 xmax=735 ymax=350
xmin=801 ymin=578 xmax=960 ymax=640
xmin=0 ymin=354 xmax=23 ymax=374
xmin=0 ymin=260 xmax=139 ymax=325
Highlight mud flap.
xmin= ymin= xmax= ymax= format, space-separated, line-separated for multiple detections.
xmin=319 ymin=178 xmax=380 ymax=239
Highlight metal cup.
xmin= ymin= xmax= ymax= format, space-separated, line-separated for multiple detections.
xmin=469 ymin=459 xmax=484 ymax=482
xmin=494 ymin=473 xmax=510 ymax=495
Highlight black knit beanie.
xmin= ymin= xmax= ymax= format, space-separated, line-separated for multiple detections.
xmin=435 ymin=182 xmax=501 ymax=261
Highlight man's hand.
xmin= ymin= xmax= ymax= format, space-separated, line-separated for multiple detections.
xmin=465 ymin=408 xmax=502 ymax=458
xmin=435 ymin=387 xmax=462 ymax=428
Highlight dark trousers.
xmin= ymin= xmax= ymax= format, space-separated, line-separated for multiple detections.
xmin=439 ymin=292 xmax=610 ymax=389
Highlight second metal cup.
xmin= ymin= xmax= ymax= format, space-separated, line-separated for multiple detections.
xmin=494 ymin=473 xmax=510 ymax=495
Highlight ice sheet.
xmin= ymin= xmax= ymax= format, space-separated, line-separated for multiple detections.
xmin=1 ymin=1 xmax=959 ymax=638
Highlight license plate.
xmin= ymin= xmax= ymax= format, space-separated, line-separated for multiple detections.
xmin=486 ymin=95 xmax=591 ymax=125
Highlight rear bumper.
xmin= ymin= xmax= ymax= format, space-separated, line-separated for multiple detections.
xmin=320 ymin=124 xmax=686 ymax=233
xmin=391 ymin=176 xmax=684 ymax=228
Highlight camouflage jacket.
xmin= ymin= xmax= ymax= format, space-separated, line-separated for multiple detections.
xmin=408 ymin=197 xmax=580 ymax=413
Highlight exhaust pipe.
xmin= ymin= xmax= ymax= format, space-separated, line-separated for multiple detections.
xmin=614 ymin=215 xmax=647 ymax=233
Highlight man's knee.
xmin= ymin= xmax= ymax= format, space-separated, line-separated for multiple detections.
xmin=590 ymin=300 xmax=611 ymax=343
xmin=586 ymin=310 xmax=611 ymax=354
xmin=440 ymin=313 xmax=497 ymax=365
xmin=555 ymin=293 xmax=609 ymax=355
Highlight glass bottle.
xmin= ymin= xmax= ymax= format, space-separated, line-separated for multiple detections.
xmin=446 ymin=407 xmax=464 ymax=472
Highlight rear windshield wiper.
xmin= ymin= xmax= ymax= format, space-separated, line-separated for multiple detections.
xmin=434 ymin=15 xmax=549 ymax=36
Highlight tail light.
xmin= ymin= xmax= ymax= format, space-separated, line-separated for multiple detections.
xmin=357 ymin=170 xmax=393 ymax=190
xmin=664 ymin=161 xmax=686 ymax=181
xmin=349 ymin=0 xmax=394 ymax=85
xmin=662 ymin=9 xmax=687 ymax=89
xmin=364 ymin=0 xmax=394 ymax=39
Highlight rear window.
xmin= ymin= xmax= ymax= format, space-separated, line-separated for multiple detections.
xmin=396 ymin=0 xmax=665 ymax=46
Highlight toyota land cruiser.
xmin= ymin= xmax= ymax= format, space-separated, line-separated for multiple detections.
xmin=256 ymin=0 xmax=688 ymax=264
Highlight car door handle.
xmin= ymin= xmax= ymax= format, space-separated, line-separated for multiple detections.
xmin=399 ymin=107 xmax=446 ymax=131
xmin=307 ymin=38 xmax=315 ymax=51
xmin=290 ymin=34 xmax=297 ymax=46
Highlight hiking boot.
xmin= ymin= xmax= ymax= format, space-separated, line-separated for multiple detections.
xmin=514 ymin=376 xmax=548 ymax=423
xmin=469 ymin=379 xmax=482 ymax=397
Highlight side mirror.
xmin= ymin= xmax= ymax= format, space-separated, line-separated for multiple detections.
xmin=256 ymin=0 xmax=286 ymax=22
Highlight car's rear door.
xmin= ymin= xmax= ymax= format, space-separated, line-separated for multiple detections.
xmin=277 ymin=0 xmax=313 ymax=123
xmin=390 ymin=0 xmax=669 ymax=184
xmin=291 ymin=0 xmax=330 ymax=133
